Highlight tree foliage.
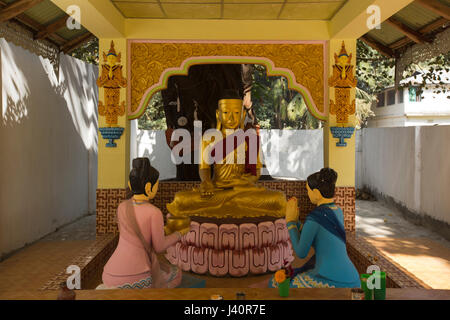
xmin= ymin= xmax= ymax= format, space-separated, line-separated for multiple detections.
xmin=251 ymin=64 xmax=321 ymax=130
xmin=355 ymin=40 xmax=395 ymax=127
xmin=138 ymin=92 xmax=167 ymax=130
xmin=70 ymin=38 xmax=99 ymax=65
xmin=356 ymin=40 xmax=395 ymax=95
xmin=401 ymin=51 xmax=450 ymax=99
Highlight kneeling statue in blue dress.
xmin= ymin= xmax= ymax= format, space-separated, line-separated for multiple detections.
xmin=269 ymin=168 xmax=360 ymax=288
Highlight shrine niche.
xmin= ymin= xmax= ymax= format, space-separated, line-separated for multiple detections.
xmin=128 ymin=40 xmax=327 ymax=121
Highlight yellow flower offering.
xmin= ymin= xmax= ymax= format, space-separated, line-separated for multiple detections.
xmin=274 ymin=270 xmax=287 ymax=284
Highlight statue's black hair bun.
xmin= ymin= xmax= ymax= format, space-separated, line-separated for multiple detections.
xmin=319 ymin=167 xmax=337 ymax=184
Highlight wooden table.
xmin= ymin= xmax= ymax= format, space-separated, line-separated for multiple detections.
xmin=1 ymin=288 xmax=449 ymax=300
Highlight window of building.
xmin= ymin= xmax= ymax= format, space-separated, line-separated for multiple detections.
xmin=397 ymin=88 xmax=404 ymax=103
xmin=377 ymin=92 xmax=385 ymax=107
xmin=387 ymin=89 xmax=396 ymax=105
xmin=409 ymin=86 xmax=421 ymax=102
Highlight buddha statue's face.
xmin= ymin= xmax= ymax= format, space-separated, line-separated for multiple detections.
xmin=217 ymin=99 xmax=242 ymax=130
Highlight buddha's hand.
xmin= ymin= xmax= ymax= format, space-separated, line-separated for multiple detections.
xmin=286 ymin=197 xmax=299 ymax=223
xmin=200 ymin=180 xmax=215 ymax=198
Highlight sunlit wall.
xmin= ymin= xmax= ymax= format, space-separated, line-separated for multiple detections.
xmin=0 ymin=38 xmax=98 ymax=259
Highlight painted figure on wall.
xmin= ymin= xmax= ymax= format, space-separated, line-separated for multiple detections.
xmin=97 ymin=41 xmax=127 ymax=126
xmin=269 ymin=168 xmax=360 ymax=288
xmin=162 ymin=64 xmax=254 ymax=180
xmin=329 ymin=41 xmax=357 ymax=124
xmin=100 ymin=158 xmax=189 ymax=289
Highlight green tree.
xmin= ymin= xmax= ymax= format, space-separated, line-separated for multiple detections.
xmin=356 ymin=40 xmax=395 ymax=95
xmin=138 ymin=92 xmax=167 ymax=130
xmin=355 ymin=40 xmax=395 ymax=127
xmin=70 ymin=38 xmax=99 ymax=65
xmin=401 ymin=52 xmax=450 ymax=99
xmin=251 ymin=64 xmax=321 ymax=130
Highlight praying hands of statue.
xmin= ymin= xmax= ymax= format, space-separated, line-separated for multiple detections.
xmin=285 ymin=197 xmax=299 ymax=223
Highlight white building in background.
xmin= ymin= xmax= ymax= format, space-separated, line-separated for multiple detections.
xmin=368 ymin=71 xmax=450 ymax=128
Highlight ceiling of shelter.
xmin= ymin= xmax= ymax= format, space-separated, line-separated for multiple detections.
xmin=0 ymin=0 xmax=95 ymax=53
xmin=361 ymin=0 xmax=450 ymax=57
xmin=110 ymin=0 xmax=347 ymax=20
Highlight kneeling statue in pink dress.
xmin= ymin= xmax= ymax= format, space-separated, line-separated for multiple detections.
xmin=101 ymin=158 xmax=190 ymax=289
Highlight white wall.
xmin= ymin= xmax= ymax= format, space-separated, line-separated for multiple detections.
xmin=357 ymin=126 xmax=450 ymax=224
xmin=420 ymin=126 xmax=450 ymax=224
xmin=0 ymin=39 xmax=98 ymax=258
xmin=132 ymin=127 xmax=323 ymax=181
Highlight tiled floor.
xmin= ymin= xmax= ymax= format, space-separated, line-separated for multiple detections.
xmin=41 ymin=214 xmax=96 ymax=242
xmin=356 ymin=200 xmax=450 ymax=289
xmin=0 ymin=240 xmax=94 ymax=292
xmin=356 ymin=200 xmax=450 ymax=248
xmin=364 ymin=237 xmax=450 ymax=289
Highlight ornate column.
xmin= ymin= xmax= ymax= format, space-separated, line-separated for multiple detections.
xmin=96 ymin=38 xmax=129 ymax=234
xmin=324 ymin=39 xmax=357 ymax=231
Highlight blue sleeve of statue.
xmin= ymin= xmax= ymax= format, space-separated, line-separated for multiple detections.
xmin=288 ymin=220 xmax=319 ymax=259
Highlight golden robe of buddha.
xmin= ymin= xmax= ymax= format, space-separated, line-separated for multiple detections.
xmin=166 ymin=99 xmax=286 ymax=219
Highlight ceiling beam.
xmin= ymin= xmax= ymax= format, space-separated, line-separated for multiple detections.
xmin=389 ymin=17 xmax=448 ymax=49
xmin=415 ymin=0 xmax=450 ymax=21
xmin=385 ymin=17 xmax=430 ymax=43
xmin=60 ymin=32 xmax=95 ymax=54
xmin=126 ymin=19 xmax=329 ymax=40
xmin=360 ymin=35 xmax=395 ymax=58
xmin=35 ymin=14 xmax=68 ymax=40
xmin=419 ymin=17 xmax=449 ymax=34
xmin=0 ymin=0 xmax=43 ymax=23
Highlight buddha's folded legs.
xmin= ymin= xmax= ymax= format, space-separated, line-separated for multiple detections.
xmin=166 ymin=188 xmax=286 ymax=218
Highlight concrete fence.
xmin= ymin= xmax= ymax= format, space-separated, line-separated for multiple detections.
xmin=0 ymin=38 xmax=98 ymax=259
xmin=356 ymin=126 xmax=450 ymax=227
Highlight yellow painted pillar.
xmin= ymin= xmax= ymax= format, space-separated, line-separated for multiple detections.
xmin=97 ymin=38 xmax=130 ymax=189
xmin=324 ymin=39 xmax=357 ymax=188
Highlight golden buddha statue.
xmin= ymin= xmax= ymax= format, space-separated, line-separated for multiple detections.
xmin=166 ymin=98 xmax=286 ymax=219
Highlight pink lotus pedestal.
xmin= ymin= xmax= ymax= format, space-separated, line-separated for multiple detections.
xmin=165 ymin=218 xmax=294 ymax=277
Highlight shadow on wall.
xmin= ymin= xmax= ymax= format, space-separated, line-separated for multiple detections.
xmin=1 ymin=41 xmax=29 ymax=125
xmin=0 ymin=38 xmax=98 ymax=257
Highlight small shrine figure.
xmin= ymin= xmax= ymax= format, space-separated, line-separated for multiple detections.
xmin=97 ymin=41 xmax=127 ymax=126
xmin=329 ymin=41 xmax=357 ymax=124
xmin=101 ymin=158 xmax=188 ymax=289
